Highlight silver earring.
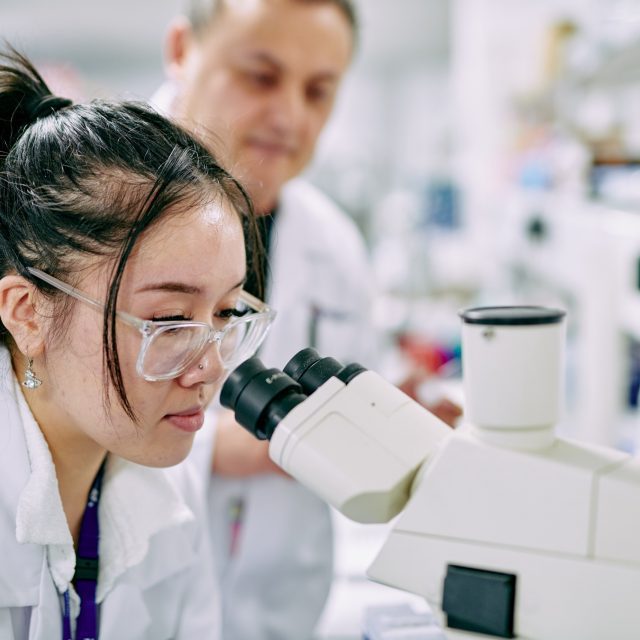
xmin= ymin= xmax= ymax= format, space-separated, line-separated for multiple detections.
xmin=198 ymin=363 xmax=204 ymax=370
xmin=22 ymin=357 xmax=42 ymax=389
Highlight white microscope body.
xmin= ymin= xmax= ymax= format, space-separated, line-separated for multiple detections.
xmin=221 ymin=307 xmax=640 ymax=639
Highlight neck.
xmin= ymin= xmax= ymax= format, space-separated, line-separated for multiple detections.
xmin=52 ymin=443 xmax=106 ymax=547
xmin=247 ymin=185 xmax=278 ymax=216
xmin=255 ymin=199 xmax=278 ymax=217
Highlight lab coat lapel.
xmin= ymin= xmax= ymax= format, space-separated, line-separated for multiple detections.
xmin=261 ymin=188 xmax=320 ymax=366
xmin=268 ymin=189 xmax=313 ymax=313
xmin=98 ymin=584 xmax=151 ymax=640
xmin=27 ymin=553 xmax=63 ymax=640
xmin=97 ymin=456 xmax=194 ymax=602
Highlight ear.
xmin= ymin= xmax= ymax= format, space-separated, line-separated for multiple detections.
xmin=0 ymin=275 xmax=47 ymax=357
xmin=165 ymin=16 xmax=196 ymax=81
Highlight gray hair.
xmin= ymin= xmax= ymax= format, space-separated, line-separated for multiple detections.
xmin=187 ymin=0 xmax=358 ymax=38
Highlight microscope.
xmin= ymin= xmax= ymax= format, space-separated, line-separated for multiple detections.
xmin=221 ymin=307 xmax=640 ymax=639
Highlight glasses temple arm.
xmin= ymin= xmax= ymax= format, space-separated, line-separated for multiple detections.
xmin=26 ymin=267 xmax=147 ymax=330
xmin=26 ymin=267 xmax=105 ymax=311
xmin=240 ymin=289 xmax=274 ymax=315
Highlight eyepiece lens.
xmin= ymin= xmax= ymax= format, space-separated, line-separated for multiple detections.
xmin=220 ymin=357 xmax=267 ymax=411
xmin=284 ymin=349 xmax=345 ymax=394
xmin=283 ymin=348 xmax=323 ymax=382
xmin=220 ymin=357 xmax=307 ymax=440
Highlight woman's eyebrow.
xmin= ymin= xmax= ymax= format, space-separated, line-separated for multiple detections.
xmin=227 ymin=277 xmax=247 ymax=294
xmin=136 ymin=277 xmax=247 ymax=296
xmin=135 ymin=282 xmax=201 ymax=295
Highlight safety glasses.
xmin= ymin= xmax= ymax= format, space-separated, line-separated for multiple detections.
xmin=27 ymin=267 xmax=275 ymax=381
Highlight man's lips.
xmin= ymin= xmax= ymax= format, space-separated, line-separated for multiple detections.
xmin=247 ymin=138 xmax=296 ymax=155
xmin=165 ymin=406 xmax=205 ymax=433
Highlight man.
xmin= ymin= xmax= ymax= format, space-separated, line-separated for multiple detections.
xmin=157 ymin=2 xmax=459 ymax=637
xmin=158 ymin=2 xmax=373 ymax=639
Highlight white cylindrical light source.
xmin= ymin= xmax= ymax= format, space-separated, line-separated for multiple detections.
xmin=460 ymin=307 xmax=566 ymax=430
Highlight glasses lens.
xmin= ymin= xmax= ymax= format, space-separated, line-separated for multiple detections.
xmin=220 ymin=313 xmax=273 ymax=369
xmin=142 ymin=324 xmax=210 ymax=380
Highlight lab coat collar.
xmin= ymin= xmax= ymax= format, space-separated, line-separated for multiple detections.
xmin=0 ymin=345 xmax=195 ymax=607
xmin=0 ymin=351 xmax=45 ymax=607
xmin=11 ymin=366 xmax=77 ymax=603
xmin=149 ymin=81 xmax=177 ymax=118
xmin=97 ymin=455 xmax=194 ymax=602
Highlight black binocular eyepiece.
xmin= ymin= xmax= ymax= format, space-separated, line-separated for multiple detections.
xmin=220 ymin=348 xmax=366 ymax=441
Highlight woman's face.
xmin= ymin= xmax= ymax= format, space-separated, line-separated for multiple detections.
xmin=34 ymin=197 xmax=246 ymax=467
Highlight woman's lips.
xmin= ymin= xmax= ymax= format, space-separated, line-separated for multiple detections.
xmin=165 ymin=408 xmax=205 ymax=433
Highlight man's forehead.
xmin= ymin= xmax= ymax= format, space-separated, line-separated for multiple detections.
xmin=214 ymin=0 xmax=352 ymax=29
xmin=221 ymin=0 xmax=263 ymax=15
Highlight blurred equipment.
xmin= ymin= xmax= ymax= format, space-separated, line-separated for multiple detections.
xmin=222 ymin=307 xmax=640 ymax=639
xmin=362 ymin=603 xmax=446 ymax=639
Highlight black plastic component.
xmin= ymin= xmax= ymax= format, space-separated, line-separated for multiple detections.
xmin=284 ymin=348 xmax=366 ymax=394
xmin=460 ymin=306 xmax=565 ymax=326
xmin=525 ymin=215 xmax=548 ymax=243
xmin=335 ymin=362 xmax=366 ymax=384
xmin=442 ymin=564 xmax=517 ymax=638
xmin=282 ymin=348 xmax=326 ymax=383
xmin=74 ymin=557 xmax=99 ymax=581
xmin=220 ymin=357 xmax=306 ymax=441
xmin=221 ymin=349 xmax=369 ymax=441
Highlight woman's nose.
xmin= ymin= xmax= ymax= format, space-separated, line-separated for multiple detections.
xmin=178 ymin=341 xmax=226 ymax=387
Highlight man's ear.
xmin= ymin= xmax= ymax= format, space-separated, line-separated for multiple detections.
xmin=165 ymin=16 xmax=195 ymax=81
xmin=0 ymin=275 xmax=46 ymax=357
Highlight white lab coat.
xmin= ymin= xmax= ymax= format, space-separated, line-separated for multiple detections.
xmin=0 ymin=346 xmax=220 ymax=640
xmin=200 ymin=178 xmax=375 ymax=640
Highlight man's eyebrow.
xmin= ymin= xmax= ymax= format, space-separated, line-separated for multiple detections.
xmin=243 ymin=51 xmax=282 ymax=69
xmin=135 ymin=282 xmax=201 ymax=295
xmin=244 ymin=51 xmax=339 ymax=82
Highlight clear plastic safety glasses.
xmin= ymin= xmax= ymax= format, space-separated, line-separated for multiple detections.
xmin=27 ymin=267 xmax=275 ymax=382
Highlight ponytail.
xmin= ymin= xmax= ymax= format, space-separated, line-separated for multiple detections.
xmin=0 ymin=47 xmax=71 ymax=160
xmin=0 ymin=45 xmax=260 ymax=420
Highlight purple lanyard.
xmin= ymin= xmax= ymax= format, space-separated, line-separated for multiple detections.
xmin=62 ymin=460 xmax=106 ymax=640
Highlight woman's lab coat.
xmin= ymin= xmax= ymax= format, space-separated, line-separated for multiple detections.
xmin=0 ymin=347 xmax=220 ymax=640
xmin=203 ymin=178 xmax=375 ymax=640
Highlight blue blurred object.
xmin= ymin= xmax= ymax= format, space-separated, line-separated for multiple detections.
xmin=423 ymin=179 xmax=461 ymax=230
xmin=362 ymin=603 xmax=448 ymax=639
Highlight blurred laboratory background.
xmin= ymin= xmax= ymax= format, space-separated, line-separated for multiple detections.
xmin=6 ymin=0 xmax=640 ymax=636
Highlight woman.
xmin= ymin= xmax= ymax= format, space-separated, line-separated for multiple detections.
xmin=0 ymin=50 xmax=274 ymax=639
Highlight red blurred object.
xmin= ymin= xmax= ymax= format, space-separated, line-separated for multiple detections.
xmin=397 ymin=333 xmax=450 ymax=374
xmin=396 ymin=333 xmax=462 ymax=428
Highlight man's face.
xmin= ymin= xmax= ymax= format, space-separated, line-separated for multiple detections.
xmin=168 ymin=0 xmax=353 ymax=213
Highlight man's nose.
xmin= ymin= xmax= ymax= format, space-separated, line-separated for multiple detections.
xmin=268 ymin=84 xmax=307 ymax=132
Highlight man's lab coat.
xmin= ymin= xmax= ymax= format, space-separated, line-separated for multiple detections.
xmin=200 ymin=178 xmax=375 ymax=640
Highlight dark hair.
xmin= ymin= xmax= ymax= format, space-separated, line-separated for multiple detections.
xmin=0 ymin=48 xmax=263 ymax=420
xmin=188 ymin=0 xmax=358 ymax=44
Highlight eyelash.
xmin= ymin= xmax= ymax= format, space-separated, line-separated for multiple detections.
xmin=218 ymin=308 xmax=249 ymax=319
xmin=152 ymin=308 xmax=248 ymax=322
xmin=152 ymin=313 xmax=192 ymax=322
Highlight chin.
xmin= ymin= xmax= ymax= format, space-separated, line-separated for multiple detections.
xmin=130 ymin=439 xmax=195 ymax=469
xmin=246 ymin=162 xmax=289 ymax=189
